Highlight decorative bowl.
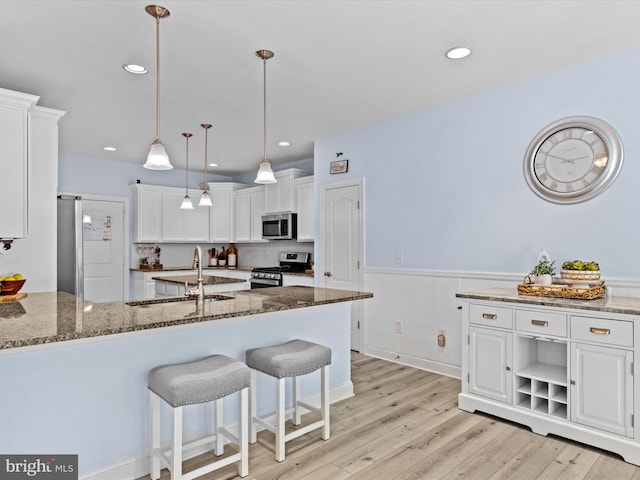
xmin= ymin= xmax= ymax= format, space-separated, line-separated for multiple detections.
xmin=0 ymin=279 xmax=26 ymax=295
xmin=560 ymin=270 xmax=600 ymax=282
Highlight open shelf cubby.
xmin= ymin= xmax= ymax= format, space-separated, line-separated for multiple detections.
xmin=515 ymin=335 xmax=568 ymax=419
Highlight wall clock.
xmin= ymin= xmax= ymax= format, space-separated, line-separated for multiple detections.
xmin=523 ymin=116 xmax=623 ymax=204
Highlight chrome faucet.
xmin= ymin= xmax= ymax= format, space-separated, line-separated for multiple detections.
xmin=186 ymin=246 xmax=204 ymax=311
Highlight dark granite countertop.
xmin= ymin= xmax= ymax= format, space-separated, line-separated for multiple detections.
xmin=152 ymin=274 xmax=246 ymax=285
xmin=0 ymin=286 xmax=372 ymax=350
xmin=456 ymin=287 xmax=640 ymax=316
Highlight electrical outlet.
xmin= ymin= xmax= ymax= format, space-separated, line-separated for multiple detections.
xmin=395 ymin=252 xmax=404 ymax=264
xmin=395 ymin=321 xmax=402 ymax=333
xmin=437 ymin=329 xmax=446 ymax=347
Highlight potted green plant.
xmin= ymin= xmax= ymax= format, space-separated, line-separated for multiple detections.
xmin=530 ymin=259 xmax=555 ymax=285
xmin=217 ymin=251 xmax=228 ymax=267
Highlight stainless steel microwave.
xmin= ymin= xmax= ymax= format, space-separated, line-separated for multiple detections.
xmin=262 ymin=212 xmax=297 ymax=240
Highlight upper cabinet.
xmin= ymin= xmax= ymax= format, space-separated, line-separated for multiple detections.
xmin=132 ymin=185 xmax=162 ymax=242
xmin=235 ymin=185 xmax=266 ymax=243
xmin=294 ymin=176 xmax=314 ymax=242
xmin=132 ymin=184 xmax=212 ymax=243
xmin=264 ymin=169 xmax=311 ymax=213
xmin=161 ymin=189 xmax=210 ymax=242
xmin=0 ymin=89 xmax=40 ymax=239
xmin=207 ymin=182 xmax=247 ymax=243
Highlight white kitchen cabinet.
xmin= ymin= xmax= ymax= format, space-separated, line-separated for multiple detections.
xmin=264 ymin=169 xmax=310 ymax=214
xmin=294 ymin=175 xmax=314 ymax=242
xmin=282 ymin=274 xmax=314 ymax=287
xmin=160 ymin=188 xmax=209 ymax=242
xmin=207 ymin=182 xmax=246 ymax=243
xmin=458 ymin=294 xmax=640 ymax=465
xmin=570 ymin=316 xmax=634 ymax=437
xmin=131 ymin=185 xmax=162 ymax=243
xmin=0 ymin=89 xmax=39 ymax=239
xmin=469 ymin=326 xmax=512 ymax=404
xmin=130 ymin=270 xmax=187 ymax=300
xmin=234 ymin=186 xmax=266 ymax=243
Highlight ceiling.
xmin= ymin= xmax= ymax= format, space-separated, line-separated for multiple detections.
xmin=2 ymin=0 xmax=640 ymax=177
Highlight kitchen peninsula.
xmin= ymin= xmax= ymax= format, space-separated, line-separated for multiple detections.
xmin=0 ymin=286 xmax=372 ymax=478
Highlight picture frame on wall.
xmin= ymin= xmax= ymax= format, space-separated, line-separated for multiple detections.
xmin=330 ymin=159 xmax=349 ymax=174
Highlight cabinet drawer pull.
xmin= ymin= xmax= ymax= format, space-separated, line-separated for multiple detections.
xmin=531 ymin=319 xmax=549 ymax=327
xmin=482 ymin=313 xmax=497 ymax=320
xmin=590 ymin=327 xmax=611 ymax=335
xmin=505 ymin=366 xmax=511 ymax=372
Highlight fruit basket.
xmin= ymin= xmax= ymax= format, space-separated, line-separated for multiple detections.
xmin=560 ymin=270 xmax=601 ymax=282
xmin=560 ymin=260 xmax=600 ymax=284
xmin=0 ymin=279 xmax=26 ymax=295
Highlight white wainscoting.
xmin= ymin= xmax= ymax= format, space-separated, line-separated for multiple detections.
xmin=362 ymin=268 xmax=640 ymax=379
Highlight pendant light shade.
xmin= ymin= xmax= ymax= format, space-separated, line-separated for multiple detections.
xmin=180 ymin=132 xmax=193 ymax=209
xmin=255 ymin=49 xmax=277 ymax=184
xmin=143 ymin=5 xmax=173 ymax=170
xmin=199 ymin=123 xmax=213 ymax=207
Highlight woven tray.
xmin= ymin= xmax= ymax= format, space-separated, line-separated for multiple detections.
xmin=517 ymin=280 xmax=606 ymax=300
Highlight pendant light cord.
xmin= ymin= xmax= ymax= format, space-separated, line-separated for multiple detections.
xmin=155 ymin=15 xmax=161 ymax=141
xmin=263 ymin=56 xmax=267 ymax=161
xmin=201 ymin=124 xmax=212 ymax=193
xmin=184 ymin=134 xmax=190 ymax=194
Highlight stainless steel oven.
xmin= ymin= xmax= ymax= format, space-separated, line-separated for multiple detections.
xmin=250 ymin=252 xmax=311 ymax=289
xmin=250 ymin=268 xmax=283 ymax=289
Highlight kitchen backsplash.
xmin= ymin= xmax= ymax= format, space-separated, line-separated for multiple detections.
xmin=135 ymin=241 xmax=314 ymax=269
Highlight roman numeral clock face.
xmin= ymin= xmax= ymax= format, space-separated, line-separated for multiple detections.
xmin=524 ymin=117 xmax=623 ymax=204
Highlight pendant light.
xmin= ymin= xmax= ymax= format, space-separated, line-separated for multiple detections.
xmin=199 ymin=123 xmax=213 ymax=206
xmin=143 ymin=5 xmax=173 ymax=170
xmin=255 ymin=49 xmax=277 ymax=184
xmin=180 ymin=133 xmax=193 ymax=209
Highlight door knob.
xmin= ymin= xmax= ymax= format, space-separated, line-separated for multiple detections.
xmin=324 ymin=271 xmax=332 ymax=277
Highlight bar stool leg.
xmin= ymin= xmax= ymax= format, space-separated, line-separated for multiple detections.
xmin=214 ymin=398 xmax=224 ymax=455
xmin=150 ymin=391 xmax=161 ymax=480
xmin=293 ymin=376 xmax=301 ymax=425
xmin=172 ymin=406 xmax=183 ymax=479
xmin=321 ymin=365 xmax=330 ymax=440
xmin=249 ymin=369 xmax=257 ymax=444
xmin=240 ymin=387 xmax=249 ymax=477
xmin=275 ymin=377 xmax=286 ymax=462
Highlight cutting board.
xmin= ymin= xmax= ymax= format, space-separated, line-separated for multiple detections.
xmin=0 ymin=292 xmax=27 ymax=303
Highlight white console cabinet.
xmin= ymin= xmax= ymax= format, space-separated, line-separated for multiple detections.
xmin=458 ymin=290 xmax=640 ymax=465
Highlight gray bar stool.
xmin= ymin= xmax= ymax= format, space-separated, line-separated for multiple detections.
xmin=148 ymin=354 xmax=250 ymax=479
xmin=245 ymin=339 xmax=331 ymax=461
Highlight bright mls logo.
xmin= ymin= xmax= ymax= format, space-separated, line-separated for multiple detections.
xmin=0 ymin=455 xmax=77 ymax=480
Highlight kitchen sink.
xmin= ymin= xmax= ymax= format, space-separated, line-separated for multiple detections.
xmin=126 ymin=294 xmax=234 ymax=307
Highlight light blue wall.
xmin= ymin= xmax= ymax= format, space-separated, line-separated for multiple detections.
xmin=314 ymin=48 xmax=640 ymax=278
xmin=58 ymin=153 xmax=232 ymax=196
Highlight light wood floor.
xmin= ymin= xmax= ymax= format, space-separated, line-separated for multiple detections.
xmin=139 ymin=352 xmax=640 ymax=480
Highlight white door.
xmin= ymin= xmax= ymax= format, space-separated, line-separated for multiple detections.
xmin=82 ymin=198 xmax=126 ymax=303
xmin=323 ymin=182 xmax=363 ymax=350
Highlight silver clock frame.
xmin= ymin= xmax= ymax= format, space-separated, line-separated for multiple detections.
xmin=523 ymin=116 xmax=623 ymax=204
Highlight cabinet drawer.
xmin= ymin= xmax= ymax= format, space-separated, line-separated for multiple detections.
xmin=571 ymin=316 xmax=633 ymax=347
xmin=516 ymin=309 xmax=567 ymax=337
xmin=469 ymin=304 xmax=513 ymax=329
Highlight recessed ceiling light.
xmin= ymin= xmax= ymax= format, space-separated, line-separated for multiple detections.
xmin=445 ymin=47 xmax=471 ymax=60
xmin=103 ymin=146 xmax=117 ymax=152
xmin=208 ymin=163 xmax=218 ymax=167
xmin=278 ymin=141 xmax=291 ymax=147
xmin=123 ymin=64 xmax=148 ymax=74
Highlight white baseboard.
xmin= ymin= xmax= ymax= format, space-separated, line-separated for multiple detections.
xmin=363 ymin=345 xmax=461 ymax=379
xmin=80 ymin=381 xmax=354 ymax=480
